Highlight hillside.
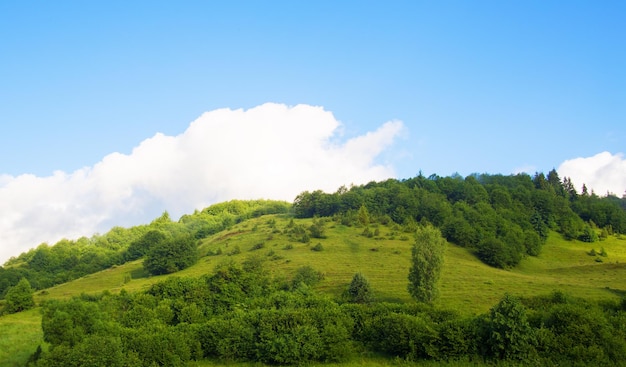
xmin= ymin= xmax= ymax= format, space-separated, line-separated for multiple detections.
xmin=2 ymin=214 xmax=626 ymax=366
xmin=31 ymin=215 xmax=626 ymax=313
xmin=1 ymin=171 xmax=626 ymax=366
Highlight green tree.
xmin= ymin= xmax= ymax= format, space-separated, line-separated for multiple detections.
xmin=345 ymin=272 xmax=373 ymax=303
xmin=4 ymin=278 xmax=35 ymax=313
xmin=408 ymin=225 xmax=446 ymax=303
xmin=357 ymin=205 xmax=370 ymax=226
xmin=125 ymin=229 xmax=167 ymax=261
xmin=144 ymin=233 xmax=198 ymax=275
xmin=485 ymin=293 xmax=535 ymax=361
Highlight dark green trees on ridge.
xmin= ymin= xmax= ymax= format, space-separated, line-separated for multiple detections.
xmin=293 ymin=171 xmax=626 ymax=268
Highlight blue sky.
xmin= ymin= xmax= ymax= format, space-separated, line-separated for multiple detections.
xmin=0 ymin=1 xmax=625 ymax=261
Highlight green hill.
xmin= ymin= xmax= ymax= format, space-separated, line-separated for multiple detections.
xmin=32 ymin=215 xmax=626 ymax=312
xmin=1 ymin=171 xmax=626 ymax=366
xmin=2 ymin=214 xmax=625 ymax=366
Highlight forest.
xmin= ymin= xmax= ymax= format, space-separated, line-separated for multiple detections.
xmin=1 ymin=171 xmax=626 ymax=366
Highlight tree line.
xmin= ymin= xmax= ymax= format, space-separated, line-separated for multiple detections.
xmin=0 ymin=200 xmax=290 ymax=299
xmin=293 ymin=170 xmax=626 ymax=268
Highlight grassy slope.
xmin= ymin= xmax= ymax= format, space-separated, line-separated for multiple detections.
xmin=0 ymin=307 xmax=42 ymax=367
xmin=2 ymin=215 xmax=625 ymax=366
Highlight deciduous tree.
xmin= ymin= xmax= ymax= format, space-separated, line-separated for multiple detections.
xmin=4 ymin=277 xmax=34 ymax=313
xmin=408 ymin=225 xmax=445 ymax=303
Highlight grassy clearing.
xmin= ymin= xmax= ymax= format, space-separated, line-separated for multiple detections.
xmin=0 ymin=307 xmax=43 ymax=367
xmin=3 ymin=214 xmax=625 ymax=366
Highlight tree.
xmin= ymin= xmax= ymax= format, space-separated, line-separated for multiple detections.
xmin=345 ymin=272 xmax=373 ymax=303
xmin=4 ymin=278 xmax=35 ymax=313
xmin=357 ymin=205 xmax=370 ymax=226
xmin=126 ymin=229 xmax=167 ymax=261
xmin=485 ymin=293 xmax=535 ymax=360
xmin=408 ymin=225 xmax=445 ymax=303
xmin=144 ymin=233 xmax=198 ymax=275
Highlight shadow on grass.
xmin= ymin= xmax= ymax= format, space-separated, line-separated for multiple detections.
xmin=605 ymin=287 xmax=626 ymax=298
xmin=130 ymin=268 xmax=150 ymax=279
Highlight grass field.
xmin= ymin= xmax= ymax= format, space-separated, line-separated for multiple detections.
xmin=2 ymin=214 xmax=625 ymax=366
xmin=0 ymin=307 xmax=42 ymax=367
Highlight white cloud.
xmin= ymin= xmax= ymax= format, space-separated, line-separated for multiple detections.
xmin=558 ymin=151 xmax=626 ymax=196
xmin=0 ymin=103 xmax=404 ymax=264
xmin=512 ymin=164 xmax=537 ymax=175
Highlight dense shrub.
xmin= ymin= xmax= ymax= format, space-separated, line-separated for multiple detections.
xmin=345 ymin=272 xmax=373 ymax=304
xmin=291 ymin=265 xmax=324 ymax=288
xmin=3 ymin=277 xmax=34 ymax=313
xmin=484 ymin=294 xmax=536 ymax=360
xmin=144 ymin=233 xmax=198 ymax=275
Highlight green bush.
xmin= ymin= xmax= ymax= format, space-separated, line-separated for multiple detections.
xmin=365 ymin=312 xmax=437 ymax=360
xmin=250 ymin=242 xmax=265 ymax=251
xmin=3 ymin=278 xmax=34 ymax=314
xmin=291 ymin=265 xmax=324 ymax=288
xmin=484 ymin=294 xmax=536 ymax=361
xmin=143 ymin=233 xmax=198 ymax=275
xmin=311 ymin=243 xmax=324 ymax=252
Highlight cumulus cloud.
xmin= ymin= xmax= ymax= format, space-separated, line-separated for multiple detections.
xmin=0 ymin=103 xmax=404 ymax=263
xmin=558 ymin=151 xmax=626 ymax=196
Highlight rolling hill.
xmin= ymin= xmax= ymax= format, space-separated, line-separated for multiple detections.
xmin=2 ymin=213 xmax=625 ymax=366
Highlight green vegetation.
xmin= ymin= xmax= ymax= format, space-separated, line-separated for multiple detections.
xmin=0 ymin=308 xmax=42 ymax=366
xmin=0 ymin=200 xmax=290 ymax=296
xmin=345 ymin=272 xmax=373 ymax=304
xmin=294 ymin=170 xmax=626 ymax=268
xmin=408 ymin=225 xmax=445 ymax=303
xmin=0 ymin=171 xmax=625 ymax=366
xmin=144 ymin=233 xmax=198 ymax=275
xmin=2 ymin=278 xmax=34 ymax=314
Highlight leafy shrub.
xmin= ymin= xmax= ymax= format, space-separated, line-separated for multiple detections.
xmin=291 ymin=266 xmax=325 ymax=288
xmin=309 ymin=218 xmax=327 ymax=239
xmin=250 ymin=242 xmax=265 ymax=251
xmin=579 ymin=225 xmax=599 ymax=243
xmin=365 ymin=312 xmax=437 ymax=360
xmin=227 ymin=245 xmax=241 ymax=256
xmin=362 ymin=227 xmax=374 ymax=238
xmin=484 ymin=294 xmax=536 ymax=361
xmin=310 ymin=243 xmax=324 ymax=252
